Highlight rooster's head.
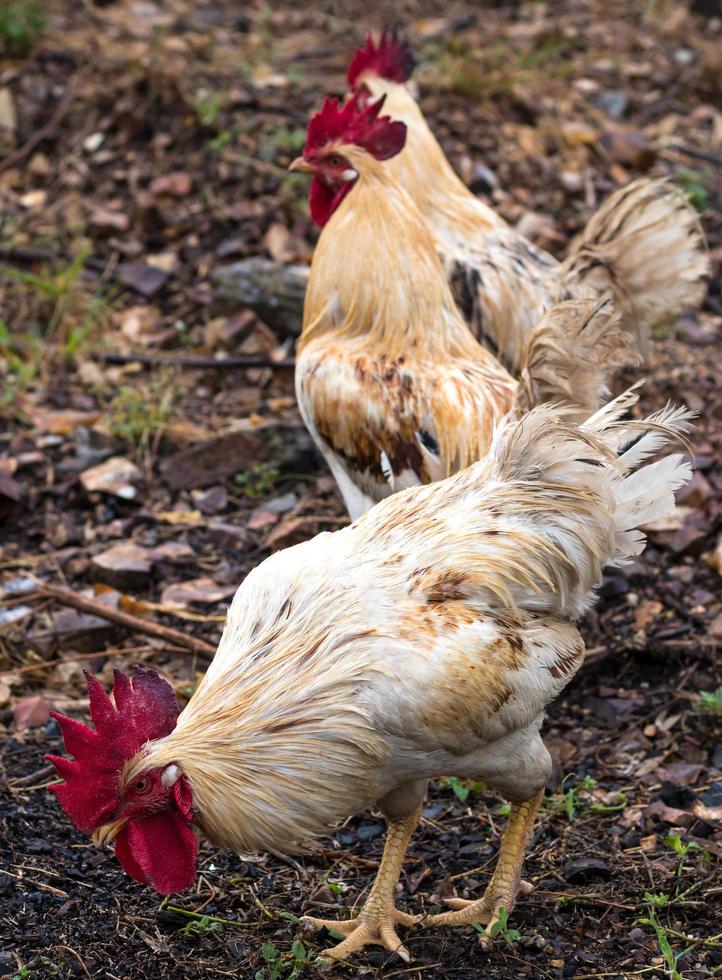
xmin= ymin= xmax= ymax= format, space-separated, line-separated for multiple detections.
xmin=290 ymin=94 xmax=406 ymax=226
xmin=46 ymin=667 xmax=196 ymax=894
xmin=347 ymin=28 xmax=417 ymax=90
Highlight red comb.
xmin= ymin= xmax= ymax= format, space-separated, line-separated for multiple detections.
xmin=347 ymin=29 xmax=417 ymax=89
xmin=304 ymin=94 xmax=406 ymax=161
xmin=46 ymin=667 xmax=180 ymax=833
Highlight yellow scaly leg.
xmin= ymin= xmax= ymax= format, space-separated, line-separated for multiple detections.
xmin=425 ymin=788 xmax=543 ymax=943
xmin=301 ymin=805 xmax=421 ymax=962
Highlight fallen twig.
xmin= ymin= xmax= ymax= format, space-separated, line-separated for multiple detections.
xmin=92 ymin=350 xmax=294 ymax=370
xmin=31 ymin=579 xmax=218 ymax=658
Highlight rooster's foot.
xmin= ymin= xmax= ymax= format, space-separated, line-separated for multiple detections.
xmin=423 ymin=789 xmax=543 ymax=944
xmin=301 ymin=906 xmax=418 ymax=962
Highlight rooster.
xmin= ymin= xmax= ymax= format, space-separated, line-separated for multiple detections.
xmin=348 ymin=30 xmax=708 ymax=370
xmin=290 ymin=95 xmax=633 ymax=519
xmin=48 ymin=389 xmax=691 ymax=962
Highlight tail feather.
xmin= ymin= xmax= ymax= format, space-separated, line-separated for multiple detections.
xmin=513 ymin=295 xmax=637 ymax=419
xmin=560 ymin=177 xmax=709 ymax=357
xmin=475 ymin=387 xmax=693 ymax=619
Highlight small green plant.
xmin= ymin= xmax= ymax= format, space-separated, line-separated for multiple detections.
xmin=440 ymin=776 xmax=485 ymax=804
xmin=234 ymin=463 xmax=281 ymax=499
xmin=180 ymin=914 xmax=223 ymax=937
xmin=665 ymin=832 xmax=701 ymax=863
xmin=12 ymin=956 xmax=59 ymax=979
xmin=0 ymin=318 xmax=41 ymax=407
xmin=0 ymin=0 xmax=44 ymax=56
xmin=543 ymin=775 xmax=626 ymax=822
xmin=208 ymin=129 xmax=232 ymax=154
xmin=644 ymin=891 xmax=671 ymax=908
xmin=322 ymin=873 xmax=348 ymax=897
xmin=106 ymin=370 xmax=177 ymax=458
xmin=256 ymin=939 xmax=310 ymax=980
xmin=638 ymin=904 xmax=684 ymax=980
xmin=675 ymin=170 xmax=708 ymax=213
xmin=0 ymin=251 xmax=113 ymax=356
xmin=473 ymin=907 xmax=522 ymax=947
xmin=697 ymin=686 xmax=722 ymax=715
xmin=195 ymin=88 xmax=223 ymax=128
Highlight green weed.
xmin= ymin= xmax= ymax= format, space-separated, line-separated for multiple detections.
xmin=473 ymin=906 xmax=523 ymax=947
xmin=542 ymin=775 xmax=627 ymax=822
xmin=440 ymin=776 xmax=486 ymax=804
xmin=234 ymin=463 xmax=281 ymax=499
xmin=697 ymin=686 xmax=722 ymax=715
xmin=106 ymin=370 xmax=177 ymax=458
xmin=675 ymin=170 xmax=708 ymax=213
xmin=0 ymin=0 xmax=44 ymax=56
xmin=195 ymin=88 xmax=223 ymax=128
xmin=180 ymin=914 xmax=223 ymax=937
xmin=256 ymin=939 xmax=310 ymax=980
xmin=0 ymin=251 xmax=114 ymax=357
xmin=638 ymin=902 xmax=684 ymax=980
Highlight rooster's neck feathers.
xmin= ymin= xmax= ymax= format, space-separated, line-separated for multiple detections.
xmin=300 ymin=145 xmax=487 ymax=363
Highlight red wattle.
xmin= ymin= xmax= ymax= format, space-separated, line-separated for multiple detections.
xmin=115 ymin=812 xmax=197 ymax=894
xmin=309 ymin=176 xmax=353 ymax=228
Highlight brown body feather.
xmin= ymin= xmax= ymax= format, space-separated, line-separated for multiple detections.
xmin=296 ymin=143 xmax=633 ymax=518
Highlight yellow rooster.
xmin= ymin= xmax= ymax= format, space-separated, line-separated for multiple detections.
xmin=291 ymin=95 xmax=633 ymax=519
xmin=347 ymin=30 xmax=708 ymax=369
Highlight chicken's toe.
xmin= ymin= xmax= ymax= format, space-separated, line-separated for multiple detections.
xmin=301 ymin=907 xmax=417 ymax=962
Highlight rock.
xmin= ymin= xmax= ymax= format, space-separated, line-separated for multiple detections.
xmin=355 ymin=820 xmax=385 ymax=842
xmin=595 ymin=89 xmax=629 ymax=120
xmin=89 ymin=207 xmax=130 ymax=234
xmin=562 ymin=858 xmax=611 ymax=884
xmin=160 ymin=423 xmax=315 ymax=491
xmin=600 ymin=129 xmax=656 ymax=169
xmin=91 ymin=543 xmax=154 ymax=589
xmin=50 ymin=602 xmax=120 ymax=652
xmin=666 ymin=525 xmax=706 ymax=556
xmin=206 ymin=522 xmax=249 ymax=549
xmin=150 ymin=172 xmax=193 ymax=197
xmin=80 ymin=456 xmax=143 ymax=499
xmin=700 ymin=780 xmax=722 ymax=807
xmin=657 ymin=781 xmax=697 ymax=810
xmin=212 ymin=258 xmax=308 ymax=338
xmin=191 ymin=486 xmax=228 ymax=515
xmin=120 ymin=261 xmax=170 ymax=298
xmin=161 ymin=577 xmax=236 ymax=608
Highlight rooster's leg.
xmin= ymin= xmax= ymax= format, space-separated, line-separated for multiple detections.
xmin=301 ymin=804 xmax=421 ymax=962
xmin=424 ymin=788 xmax=543 ymax=942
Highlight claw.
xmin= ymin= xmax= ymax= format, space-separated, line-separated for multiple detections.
xmin=300 ymin=910 xmax=416 ymax=962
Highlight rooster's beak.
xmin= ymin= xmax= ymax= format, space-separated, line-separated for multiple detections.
xmin=289 ymin=156 xmax=314 ymax=174
xmin=92 ymin=817 xmax=128 ymax=847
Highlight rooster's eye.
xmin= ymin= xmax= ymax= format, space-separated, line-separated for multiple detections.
xmin=133 ymin=778 xmax=151 ymax=795
xmin=328 ymin=155 xmax=342 ymax=167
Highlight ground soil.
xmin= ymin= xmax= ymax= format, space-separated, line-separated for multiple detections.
xmin=1 ymin=1 xmax=721 ymax=978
